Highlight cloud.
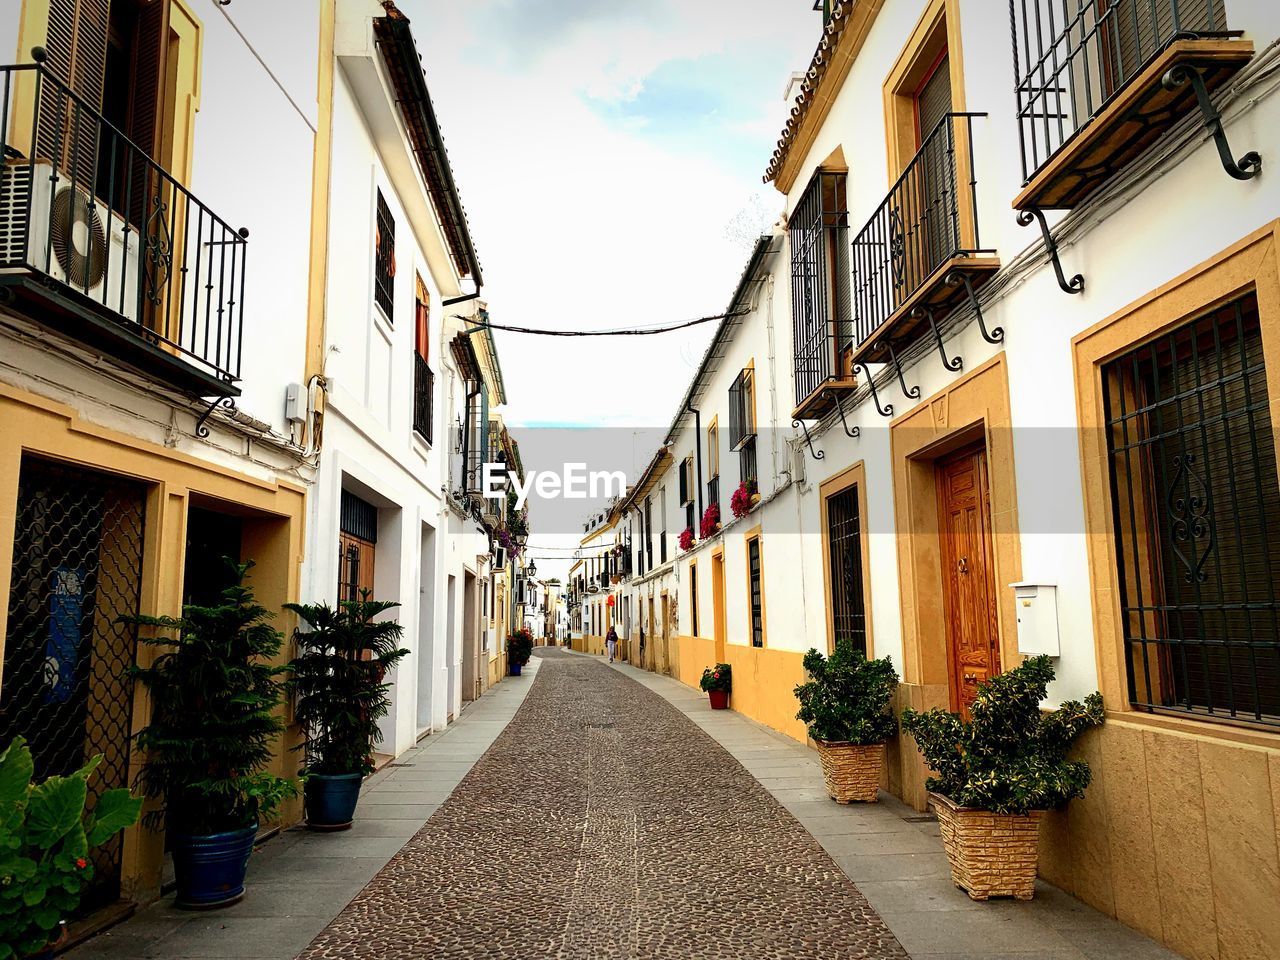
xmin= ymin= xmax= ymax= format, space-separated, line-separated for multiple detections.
xmin=403 ymin=0 xmax=818 ymax=450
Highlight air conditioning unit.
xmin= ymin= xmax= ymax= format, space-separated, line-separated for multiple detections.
xmin=0 ymin=161 xmax=143 ymax=323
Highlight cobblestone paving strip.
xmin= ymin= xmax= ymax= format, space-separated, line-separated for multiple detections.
xmin=297 ymin=649 xmax=908 ymax=960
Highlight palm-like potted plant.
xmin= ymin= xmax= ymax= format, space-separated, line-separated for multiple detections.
xmin=285 ymin=597 xmax=409 ymax=830
xmin=128 ymin=561 xmax=296 ymax=909
xmin=0 ymin=737 xmax=142 ymax=960
xmin=699 ymin=662 xmax=731 ymax=709
xmin=794 ymin=646 xmax=898 ymax=803
xmin=507 ymin=628 xmax=533 ymax=676
xmin=901 ymin=655 xmax=1103 ymax=901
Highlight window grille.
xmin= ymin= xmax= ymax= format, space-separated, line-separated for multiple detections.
xmin=374 ymin=189 xmax=395 ymax=317
xmin=826 ymin=483 xmax=867 ymax=653
xmin=1 ymin=457 xmax=146 ymax=911
xmin=748 ymin=536 xmax=764 ymax=648
xmin=790 ymin=170 xmax=849 ymax=407
xmin=1104 ymin=293 xmax=1280 ymax=726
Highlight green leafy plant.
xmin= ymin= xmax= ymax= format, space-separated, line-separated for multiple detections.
xmin=794 ymin=646 xmax=898 ymax=744
xmin=700 ymin=663 xmax=731 ymax=693
xmin=507 ymin=628 xmax=534 ymax=668
xmin=0 ymin=737 xmax=142 ymax=960
xmin=285 ymin=597 xmax=409 ymax=777
xmin=127 ymin=560 xmax=296 ymax=836
xmin=901 ymin=654 xmax=1104 ymax=815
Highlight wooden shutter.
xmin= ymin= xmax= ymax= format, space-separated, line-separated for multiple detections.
xmin=38 ymin=0 xmax=111 ymax=172
xmin=914 ymin=53 xmax=951 ymax=145
xmin=414 ymin=274 xmax=430 ymax=361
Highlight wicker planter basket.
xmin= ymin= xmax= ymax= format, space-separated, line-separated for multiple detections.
xmin=814 ymin=740 xmax=884 ymax=804
xmin=930 ymin=792 xmax=1043 ymax=900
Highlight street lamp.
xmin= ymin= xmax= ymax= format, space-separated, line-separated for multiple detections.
xmin=527 ymin=559 xmax=537 ymax=579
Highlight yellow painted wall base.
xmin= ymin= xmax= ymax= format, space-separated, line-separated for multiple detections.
xmin=675 ymin=634 xmax=716 ymax=689
xmin=0 ymin=385 xmax=307 ymax=906
xmin=722 ymin=645 xmax=809 ymax=742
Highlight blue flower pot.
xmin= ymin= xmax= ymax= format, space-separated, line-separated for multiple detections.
xmin=510 ymin=662 xmax=522 ymax=676
xmin=304 ymin=772 xmax=363 ymax=830
xmin=172 ymin=824 xmax=257 ymax=909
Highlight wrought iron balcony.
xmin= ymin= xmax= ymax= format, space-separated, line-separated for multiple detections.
xmin=1011 ymin=0 xmax=1256 ymax=212
xmin=706 ymin=476 xmax=720 ymax=514
xmin=0 ymin=60 xmax=248 ymax=398
xmin=847 ymin=113 xmax=998 ymax=369
xmin=413 ymin=354 xmax=434 ymax=444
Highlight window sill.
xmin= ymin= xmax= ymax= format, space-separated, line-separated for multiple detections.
xmin=1106 ymin=706 xmax=1280 ymax=752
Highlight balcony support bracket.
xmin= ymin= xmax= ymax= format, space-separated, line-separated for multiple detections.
xmin=853 ymin=363 xmax=894 ymax=419
xmin=791 ymin=418 xmax=826 ymax=460
xmin=946 ymin=270 xmax=1004 ymax=344
xmin=823 ymin=388 xmax=860 ymax=439
xmin=1163 ymin=64 xmax=1261 ymax=182
xmin=913 ymin=306 xmax=963 ymax=373
xmin=1017 ymin=207 xmax=1084 ymax=295
xmin=194 ymin=396 xmax=236 ymax=439
xmin=878 ymin=338 xmax=921 ymax=401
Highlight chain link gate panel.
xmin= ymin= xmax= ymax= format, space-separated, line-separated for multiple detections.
xmin=1 ymin=456 xmax=147 ymax=909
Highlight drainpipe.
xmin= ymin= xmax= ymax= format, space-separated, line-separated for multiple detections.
xmin=689 ymin=401 xmax=703 ymax=524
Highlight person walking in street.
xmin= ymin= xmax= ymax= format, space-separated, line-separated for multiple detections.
xmin=605 ymin=625 xmax=618 ymax=663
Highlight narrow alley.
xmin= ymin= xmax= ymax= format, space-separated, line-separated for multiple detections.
xmin=71 ymin=650 xmax=1177 ymax=960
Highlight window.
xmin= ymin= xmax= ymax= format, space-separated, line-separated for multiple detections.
xmin=790 ymin=170 xmax=850 ymax=408
xmin=707 ymin=419 xmax=720 ymax=510
xmin=1104 ymin=292 xmax=1280 ymax=727
xmin=689 ymin=563 xmax=700 ymax=638
xmin=413 ymin=274 xmax=433 ymax=443
xmin=338 ymin=490 xmax=378 ymax=602
xmin=659 ymin=486 xmax=668 ymax=564
xmin=746 ymin=533 xmax=764 ymax=648
xmin=644 ymin=496 xmax=653 ymax=570
xmin=374 ymin=189 xmax=396 ymax=318
xmin=679 ymin=456 xmax=694 ymax=507
xmin=729 ymin=366 xmax=756 ymax=450
xmin=826 ymin=482 xmax=867 ymax=653
xmin=739 ymin=439 xmax=758 ymax=494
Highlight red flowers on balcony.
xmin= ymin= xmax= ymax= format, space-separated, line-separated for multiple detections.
xmin=730 ymin=480 xmax=755 ymax=520
xmin=679 ymin=527 xmax=696 ymax=552
xmin=699 ymin=502 xmax=720 ymax=540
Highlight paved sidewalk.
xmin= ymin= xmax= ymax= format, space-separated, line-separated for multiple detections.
xmin=605 ymin=655 xmax=1180 ymax=960
xmin=65 ymin=661 xmax=540 ymax=960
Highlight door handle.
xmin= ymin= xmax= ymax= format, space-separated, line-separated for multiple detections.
xmin=958 ymin=556 xmax=969 ymax=575
xmin=963 ymin=672 xmax=978 ymax=685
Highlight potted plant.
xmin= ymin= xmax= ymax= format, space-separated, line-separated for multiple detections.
xmin=507 ymin=628 xmax=534 ymax=676
xmin=285 ymin=597 xmax=409 ymax=830
xmin=678 ymin=527 xmax=696 ymax=552
xmin=128 ymin=561 xmax=297 ymax=909
xmin=699 ymin=501 xmax=721 ymax=539
xmin=700 ymin=663 xmax=732 ymax=709
xmin=0 ymin=738 xmax=142 ymax=959
xmin=901 ymin=654 xmax=1104 ymax=901
xmin=794 ymin=646 xmax=898 ymax=803
xmin=730 ymin=480 xmax=756 ymax=519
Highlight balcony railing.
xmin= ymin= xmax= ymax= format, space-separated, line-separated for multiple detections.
xmin=707 ymin=476 xmax=720 ymax=515
xmin=847 ymin=113 xmax=996 ymax=365
xmin=1011 ymin=0 xmax=1251 ymax=210
xmin=0 ymin=61 xmax=248 ymax=397
xmin=413 ymin=354 xmax=434 ymax=444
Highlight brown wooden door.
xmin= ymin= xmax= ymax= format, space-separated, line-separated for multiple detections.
xmin=936 ymin=446 xmax=1001 ymax=717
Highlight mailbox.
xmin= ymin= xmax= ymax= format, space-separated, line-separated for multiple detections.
xmin=1009 ymin=582 xmax=1060 ymax=657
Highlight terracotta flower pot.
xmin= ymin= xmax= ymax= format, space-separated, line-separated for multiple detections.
xmin=707 ymin=689 xmax=729 ymax=709
xmin=814 ymin=739 xmax=884 ymax=803
xmin=930 ymin=792 xmax=1043 ymax=901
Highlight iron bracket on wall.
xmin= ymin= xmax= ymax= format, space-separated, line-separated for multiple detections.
xmin=912 ymin=305 xmax=963 ymax=372
xmin=853 ymin=363 xmax=893 ymax=419
xmin=945 ymin=270 xmax=1003 ymax=344
xmin=1163 ymin=64 xmax=1261 ymax=182
xmin=194 ymin=396 xmax=236 ymax=439
xmin=1016 ymin=206 xmax=1085 ymax=295
xmin=823 ymin=388 xmax=859 ymax=439
xmin=877 ymin=337 xmax=921 ymax=400
xmin=792 ymin=418 xmax=825 ymax=460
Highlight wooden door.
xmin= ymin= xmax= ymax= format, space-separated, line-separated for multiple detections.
xmin=647 ymin=597 xmax=656 ymax=670
xmin=711 ymin=552 xmax=727 ymax=663
xmin=338 ymin=532 xmax=374 ymax=603
xmin=936 ymin=446 xmax=1001 ymax=717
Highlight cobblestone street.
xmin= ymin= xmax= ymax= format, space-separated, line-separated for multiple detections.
xmin=299 ymin=648 xmax=905 ymax=960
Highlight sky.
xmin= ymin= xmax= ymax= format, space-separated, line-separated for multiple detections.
xmin=406 ymin=0 xmax=823 ymax=579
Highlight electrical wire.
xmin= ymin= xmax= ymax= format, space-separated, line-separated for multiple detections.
xmin=461 ymin=311 xmax=744 ymax=338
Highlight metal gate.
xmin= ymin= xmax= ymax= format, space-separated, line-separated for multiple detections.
xmin=1 ymin=456 xmax=147 ymax=909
